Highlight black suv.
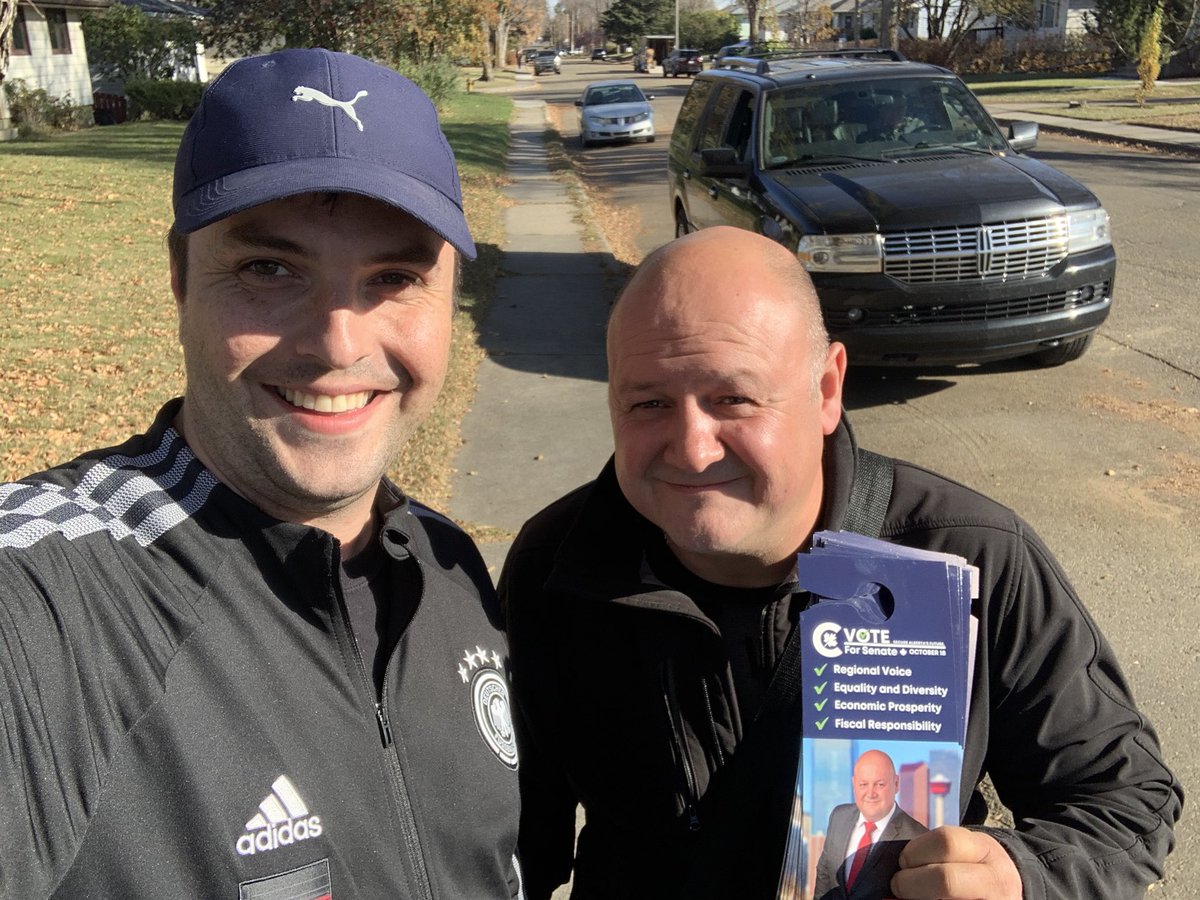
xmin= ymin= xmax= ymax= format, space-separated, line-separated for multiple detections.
xmin=668 ymin=51 xmax=1114 ymax=366
xmin=663 ymin=49 xmax=704 ymax=77
xmin=532 ymin=49 xmax=561 ymax=75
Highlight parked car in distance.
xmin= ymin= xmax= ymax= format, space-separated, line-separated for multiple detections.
xmin=533 ymin=49 xmax=562 ymax=75
xmin=575 ymin=80 xmax=656 ymax=147
xmin=714 ymin=42 xmax=751 ymax=62
xmin=662 ymin=48 xmax=704 ymax=77
xmin=591 ymin=48 xmax=608 ymax=61
xmin=668 ymin=51 xmax=1115 ymax=366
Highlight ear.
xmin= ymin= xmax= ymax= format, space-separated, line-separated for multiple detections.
xmin=818 ymin=341 xmax=848 ymax=436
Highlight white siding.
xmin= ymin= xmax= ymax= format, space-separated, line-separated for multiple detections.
xmin=6 ymin=6 xmax=96 ymax=106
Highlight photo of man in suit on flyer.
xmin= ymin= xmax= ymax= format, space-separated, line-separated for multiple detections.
xmin=813 ymin=748 xmax=929 ymax=900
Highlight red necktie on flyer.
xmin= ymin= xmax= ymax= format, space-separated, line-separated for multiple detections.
xmin=846 ymin=820 xmax=877 ymax=890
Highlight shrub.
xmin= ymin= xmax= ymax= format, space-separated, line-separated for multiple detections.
xmin=124 ymin=78 xmax=205 ymax=121
xmin=2 ymin=78 xmax=90 ymax=137
xmin=1136 ymin=3 xmax=1164 ymax=104
xmin=393 ymin=56 xmax=461 ymax=110
xmin=901 ymin=34 xmax=1113 ymax=74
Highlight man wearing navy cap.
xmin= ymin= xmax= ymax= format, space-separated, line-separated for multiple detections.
xmin=0 ymin=49 xmax=522 ymax=899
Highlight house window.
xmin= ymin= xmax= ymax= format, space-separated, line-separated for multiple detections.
xmin=1038 ymin=0 xmax=1060 ymax=28
xmin=12 ymin=7 xmax=30 ymax=55
xmin=46 ymin=7 xmax=72 ymax=54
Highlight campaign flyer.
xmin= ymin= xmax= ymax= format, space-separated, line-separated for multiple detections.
xmin=777 ymin=533 xmax=976 ymax=900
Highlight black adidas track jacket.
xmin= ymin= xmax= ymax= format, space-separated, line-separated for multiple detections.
xmin=0 ymin=401 xmax=523 ymax=899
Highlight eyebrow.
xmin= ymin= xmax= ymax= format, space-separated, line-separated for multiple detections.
xmin=221 ymin=223 xmax=444 ymax=269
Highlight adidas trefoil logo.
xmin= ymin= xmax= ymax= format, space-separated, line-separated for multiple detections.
xmin=235 ymin=775 xmax=324 ymax=856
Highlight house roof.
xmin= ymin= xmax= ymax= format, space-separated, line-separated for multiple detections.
xmin=20 ymin=0 xmax=114 ymax=9
xmin=118 ymin=0 xmax=208 ymax=16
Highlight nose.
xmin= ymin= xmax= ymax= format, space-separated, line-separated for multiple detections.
xmin=662 ymin=400 xmax=725 ymax=473
xmin=295 ymin=283 xmax=372 ymax=370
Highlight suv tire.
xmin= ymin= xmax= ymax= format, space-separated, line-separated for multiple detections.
xmin=674 ymin=206 xmax=690 ymax=238
xmin=1029 ymin=334 xmax=1093 ymax=367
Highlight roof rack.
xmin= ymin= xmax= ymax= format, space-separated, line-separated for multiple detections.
xmin=715 ymin=47 xmax=906 ymax=75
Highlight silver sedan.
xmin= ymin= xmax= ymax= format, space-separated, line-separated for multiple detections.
xmin=575 ymin=80 xmax=655 ymax=147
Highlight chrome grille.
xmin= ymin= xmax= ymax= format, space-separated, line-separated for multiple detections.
xmin=884 ymin=216 xmax=1070 ymax=284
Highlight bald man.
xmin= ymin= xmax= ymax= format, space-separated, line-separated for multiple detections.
xmin=500 ymin=227 xmax=1179 ymax=900
xmin=813 ymin=750 xmax=928 ymax=900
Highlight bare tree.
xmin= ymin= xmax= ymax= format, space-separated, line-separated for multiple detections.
xmin=1 ymin=0 xmax=17 ymax=84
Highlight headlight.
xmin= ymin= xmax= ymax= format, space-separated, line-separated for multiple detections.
xmin=796 ymin=233 xmax=882 ymax=273
xmin=1067 ymin=207 xmax=1111 ymax=253
xmin=630 ymin=112 xmax=650 ymax=123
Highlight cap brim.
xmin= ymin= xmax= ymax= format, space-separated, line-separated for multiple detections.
xmin=174 ymin=157 xmax=477 ymax=260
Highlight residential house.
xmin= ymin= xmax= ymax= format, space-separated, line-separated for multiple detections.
xmin=718 ymin=1 xmax=789 ymax=42
xmin=3 ymin=0 xmax=111 ymax=134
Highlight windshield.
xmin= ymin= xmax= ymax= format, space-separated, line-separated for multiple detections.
xmin=585 ymin=84 xmax=646 ymax=106
xmin=761 ymin=77 xmax=1008 ymax=168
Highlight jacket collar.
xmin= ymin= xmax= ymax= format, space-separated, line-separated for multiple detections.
xmin=544 ymin=415 xmax=864 ymax=617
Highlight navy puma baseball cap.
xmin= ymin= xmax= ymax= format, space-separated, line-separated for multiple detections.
xmin=172 ymin=48 xmax=475 ymax=259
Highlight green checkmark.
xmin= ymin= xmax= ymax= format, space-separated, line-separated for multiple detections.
xmin=814 ymin=698 xmax=828 ymax=711
xmin=815 ymin=717 xmax=829 ymax=730
xmin=814 ymin=664 xmax=828 ymax=676
xmin=814 ymin=682 xmax=827 ymax=694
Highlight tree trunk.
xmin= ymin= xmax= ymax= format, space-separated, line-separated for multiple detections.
xmin=879 ymin=0 xmax=895 ymax=48
xmin=496 ymin=13 xmax=510 ymax=68
xmin=1 ymin=0 xmax=17 ymax=83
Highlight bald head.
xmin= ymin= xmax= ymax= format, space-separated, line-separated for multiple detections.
xmin=853 ymin=749 xmax=900 ymax=823
xmin=610 ymin=228 xmax=829 ymax=392
xmin=604 ymin=227 xmax=847 ymax=587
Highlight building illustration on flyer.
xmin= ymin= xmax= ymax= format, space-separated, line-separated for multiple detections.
xmin=777 ymin=533 xmax=977 ymax=900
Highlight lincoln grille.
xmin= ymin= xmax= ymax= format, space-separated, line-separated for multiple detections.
xmin=883 ymin=216 xmax=1070 ymax=283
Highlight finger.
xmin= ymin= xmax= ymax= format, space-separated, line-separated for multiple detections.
xmin=897 ymin=825 xmax=977 ymax=868
xmin=893 ymin=829 xmax=1022 ymax=900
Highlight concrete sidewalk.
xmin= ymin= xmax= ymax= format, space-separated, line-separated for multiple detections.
xmin=448 ymin=99 xmax=618 ymax=578
xmin=985 ymin=100 xmax=1200 ymax=155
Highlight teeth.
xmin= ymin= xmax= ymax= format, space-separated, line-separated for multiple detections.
xmin=278 ymin=388 xmax=373 ymax=412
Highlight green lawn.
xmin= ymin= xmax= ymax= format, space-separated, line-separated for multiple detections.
xmin=0 ymin=92 xmax=512 ymax=510
xmin=966 ymin=74 xmax=1200 ymax=131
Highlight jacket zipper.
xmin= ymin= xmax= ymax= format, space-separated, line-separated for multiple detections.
xmin=662 ymin=660 xmax=703 ymax=831
xmin=331 ymin=548 xmax=434 ymax=900
xmin=698 ymin=677 xmax=726 ymax=769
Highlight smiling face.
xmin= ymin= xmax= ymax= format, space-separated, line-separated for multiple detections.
xmin=172 ymin=193 xmax=457 ymax=549
xmin=608 ymin=227 xmax=846 ymax=587
xmin=853 ymin=750 xmax=900 ymax=823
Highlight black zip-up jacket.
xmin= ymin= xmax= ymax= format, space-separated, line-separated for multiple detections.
xmin=500 ymin=420 xmax=1181 ymax=900
xmin=0 ymin=401 xmax=523 ymax=899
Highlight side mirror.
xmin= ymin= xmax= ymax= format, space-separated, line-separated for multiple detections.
xmin=1007 ymin=120 xmax=1039 ymax=152
xmin=646 ymin=94 xmax=655 ymax=101
xmin=699 ymin=146 xmax=749 ymax=178
xmin=574 ymin=99 xmax=583 ymax=107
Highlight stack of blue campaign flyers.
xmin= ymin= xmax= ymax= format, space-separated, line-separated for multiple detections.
xmin=777 ymin=532 xmax=978 ymax=900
